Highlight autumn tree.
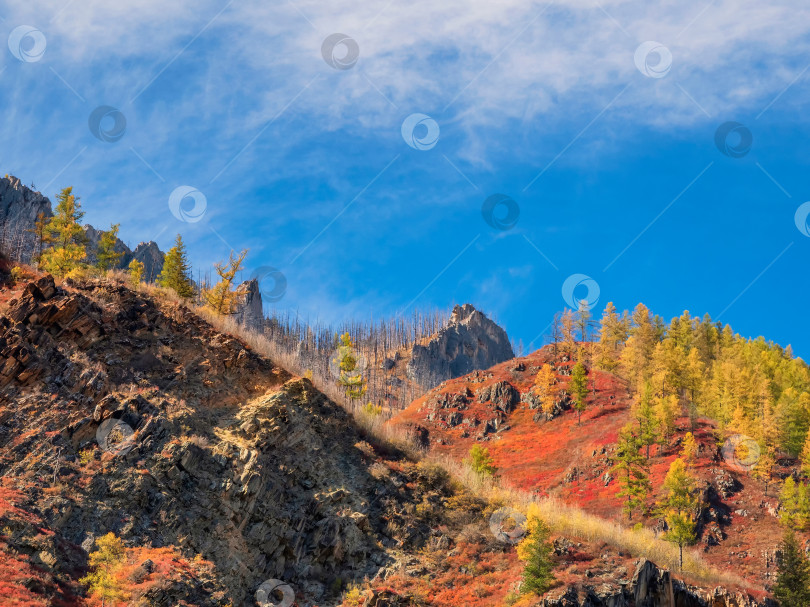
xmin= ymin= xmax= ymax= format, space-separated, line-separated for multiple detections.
xmin=801 ymin=428 xmax=810 ymax=478
xmin=468 ymin=444 xmax=496 ymax=476
xmin=549 ymin=312 xmax=563 ymax=355
xmin=335 ymin=332 xmax=367 ymax=402
xmin=204 ymin=249 xmax=248 ymax=315
xmin=40 ymin=186 xmax=86 ymax=276
xmin=781 ymin=477 xmax=805 ymax=530
xmin=96 ymin=223 xmax=123 ymax=271
xmin=619 ymin=304 xmax=659 ymax=393
xmin=128 ymin=258 xmax=144 ymax=289
xmin=656 ymin=394 xmax=678 ymax=442
xmin=569 ymin=362 xmax=588 ymax=425
xmin=534 ymin=363 xmax=557 ymax=417
xmin=660 ymin=458 xmax=698 ymax=570
xmin=680 ymin=432 xmax=698 ymax=463
xmin=158 ymin=234 xmax=194 ymax=298
xmin=774 ymin=529 xmax=810 ymax=607
xmin=753 ymin=443 xmax=776 ymax=496
xmin=612 ymin=424 xmax=651 ymax=519
xmin=518 ymin=515 xmax=555 ymax=596
xmin=595 ymin=302 xmax=627 ymax=372
xmin=80 ymin=532 xmax=126 ymax=606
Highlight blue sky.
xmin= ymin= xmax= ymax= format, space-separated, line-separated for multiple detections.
xmin=1 ymin=0 xmax=809 ymax=357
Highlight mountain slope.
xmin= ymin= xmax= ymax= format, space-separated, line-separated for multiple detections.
xmin=0 ymin=274 xmax=478 ymax=605
xmin=390 ymin=346 xmax=786 ymax=594
xmin=0 ymin=272 xmax=781 ymax=606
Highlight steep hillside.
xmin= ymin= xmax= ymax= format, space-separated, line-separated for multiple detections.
xmin=0 ymin=274 xmax=488 ymax=606
xmin=391 ymin=347 xmax=787 ymax=594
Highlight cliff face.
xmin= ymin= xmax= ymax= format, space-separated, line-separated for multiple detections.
xmin=406 ymin=303 xmax=514 ymax=388
xmin=0 ymin=175 xmax=52 ymax=263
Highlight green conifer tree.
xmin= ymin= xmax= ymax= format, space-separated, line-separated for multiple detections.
xmin=660 ymin=458 xmax=698 ymax=570
xmin=774 ymin=529 xmax=810 ymax=607
xmin=157 ymin=234 xmax=195 ymax=298
xmin=468 ymin=444 xmax=496 ymax=476
xmin=569 ymin=362 xmax=589 ymax=425
xmin=520 ymin=517 xmax=555 ymax=596
xmin=612 ymin=424 xmax=651 ymax=520
xmin=781 ymin=477 xmax=803 ymax=530
xmin=635 ymin=381 xmax=658 ymax=460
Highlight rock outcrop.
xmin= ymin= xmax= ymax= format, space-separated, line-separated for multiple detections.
xmin=0 ymin=175 xmax=52 ymax=263
xmin=541 ymin=559 xmax=776 ymax=606
xmin=406 ymin=304 xmax=514 ymax=388
xmin=233 ymin=278 xmax=264 ymax=332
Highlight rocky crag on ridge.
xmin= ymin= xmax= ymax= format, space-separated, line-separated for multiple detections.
xmin=405 ymin=303 xmax=515 ymax=389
